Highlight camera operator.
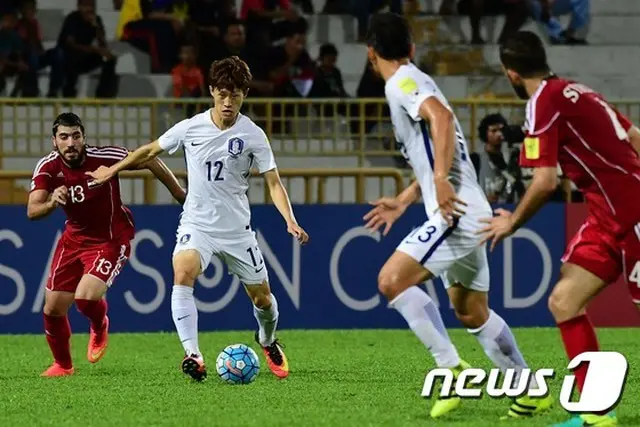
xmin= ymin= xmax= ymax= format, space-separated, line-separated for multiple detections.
xmin=477 ymin=113 xmax=526 ymax=203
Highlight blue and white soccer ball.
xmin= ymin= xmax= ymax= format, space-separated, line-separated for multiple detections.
xmin=216 ymin=344 xmax=260 ymax=384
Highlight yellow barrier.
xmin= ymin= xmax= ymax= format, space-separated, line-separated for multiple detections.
xmin=0 ymin=168 xmax=406 ymax=205
xmin=1 ymin=98 xmax=639 ymax=162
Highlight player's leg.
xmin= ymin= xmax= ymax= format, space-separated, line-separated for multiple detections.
xmin=387 ymin=220 xmax=470 ymax=418
xmin=42 ymin=290 xmax=75 ymax=377
xmin=222 ymin=234 xmax=287 ymax=378
xmin=550 ymin=223 xmax=620 ymax=427
xmin=171 ymin=228 xmax=213 ymax=381
xmin=41 ymin=239 xmax=82 ymax=377
xmin=443 ymin=248 xmax=552 ymax=418
xmin=76 ymin=243 xmax=129 ymax=363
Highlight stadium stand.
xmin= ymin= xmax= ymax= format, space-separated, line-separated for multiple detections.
xmin=2 ymin=0 xmax=640 ymax=205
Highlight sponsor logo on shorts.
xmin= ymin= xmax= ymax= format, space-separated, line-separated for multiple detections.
xmin=179 ymin=234 xmax=191 ymax=244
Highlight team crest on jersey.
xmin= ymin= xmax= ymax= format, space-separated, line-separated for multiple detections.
xmin=227 ymin=137 xmax=244 ymax=158
xmin=179 ymin=234 xmax=191 ymax=244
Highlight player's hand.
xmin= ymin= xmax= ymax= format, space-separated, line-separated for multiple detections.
xmin=435 ymin=176 xmax=467 ymax=226
xmin=287 ymin=222 xmax=309 ymax=245
xmin=477 ymin=208 xmax=515 ymax=252
xmin=86 ymin=165 xmax=115 ymax=186
xmin=363 ymin=197 xmax=406 ymax=236
xmin=50 ymin=185 xmax=68 ymax=206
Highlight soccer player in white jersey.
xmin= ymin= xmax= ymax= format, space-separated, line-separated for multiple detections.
xmin=87 ymin=56 xmax=309 ymax=382
xmin=361 ymin=13 xmax=552 ymax=419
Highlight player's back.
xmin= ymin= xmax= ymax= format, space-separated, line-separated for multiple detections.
xmin=384 ymin=63 xmax=491 ymax=221
xmin=31 ymin=146 xmax=135 ymax=245
xmin=524 ymin=77 xmax=640 ymax=235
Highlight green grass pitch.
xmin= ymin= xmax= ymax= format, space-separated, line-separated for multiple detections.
xmin=1 ymin=328 xmax=638 ymax=426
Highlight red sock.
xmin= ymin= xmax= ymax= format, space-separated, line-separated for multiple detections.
xmin=76 ymin=299 xmax=107 ymax=331
xmin=557 ymin=314 xmax=599 ymax=393
xmin=43 ymin=314 xmax=72 ymax=369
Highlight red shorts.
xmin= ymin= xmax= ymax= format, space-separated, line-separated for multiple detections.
xmin=562 ymin=219 xmax=640 ymax=301
xmin=46 ymin=236 xmax=131 ymax=293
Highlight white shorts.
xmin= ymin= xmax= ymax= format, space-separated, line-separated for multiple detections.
xmin=396 ymin=215 xmax=490 ymax=292
xmin=173 ymin=225 xmax=269 ymax=285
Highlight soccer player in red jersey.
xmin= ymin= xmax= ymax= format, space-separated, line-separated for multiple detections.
xmin=28 ymin=112 xmax=186 ymax=377
xmin=480 ymin=32 xmax=640 ymax=426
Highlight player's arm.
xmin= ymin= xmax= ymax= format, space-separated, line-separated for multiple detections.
xmin=627 ymin=126 xmax=640 ymax=155
xmin=27 ymin=188 xmax=66 ymax=220
xmin=263 ymin=169 xmax=309 ymax=244
xmin=397 ymin=77 xmax=466 ymax=223
xmin=510 ymin=166 xmax=558 ymax=229
xmin=417 ymin=98 xmax=456 ymax=184
xmin=86 ymin=140 xmax=165 ymax=184
xmin=396 ymin=180 xmax=421 ymax=208
xmin=140 ymin=157 xmax=186 ymax=205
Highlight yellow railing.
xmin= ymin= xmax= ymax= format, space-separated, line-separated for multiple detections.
xmin=0 ymin=168 xmax=406 ymax=205
xmin=2 ymin=98 xmax=640 ymax=161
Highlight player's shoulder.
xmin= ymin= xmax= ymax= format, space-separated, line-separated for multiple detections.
xmin=33 ymin=151 xmax=60 ymax=175
xmin=526 ymin=78 xmax=572 ymax=134
xmin=385 ymin=63 xmax=438 ymax=99
xmin=236 ymin=114 xmax=268 ymax=141
xmin=174 ymin=109 xmax=211 ymax=134
xmin=86 ymin=145 xmax=129 ymax=164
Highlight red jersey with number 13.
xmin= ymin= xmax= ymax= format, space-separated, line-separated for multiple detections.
xmin=519 ymin=77 xmax=640 ymax=236
xmin=30 ymin=145 xmax=135 ymax=245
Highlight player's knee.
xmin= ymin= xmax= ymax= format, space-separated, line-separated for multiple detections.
xmin=377 ymin=270 xmax=405 ymax=300
xmin=547 ymin=287 xmax=576 ymax=320
xmin=251 ymin=293 xmax=272 ymax=309
xmin=173 ymin=263 xmax=199 ymax=285
xmin=43 ymin=302 xmax=67 ymax=317
xmin=454 ymin=310 xmax=486 ymax=329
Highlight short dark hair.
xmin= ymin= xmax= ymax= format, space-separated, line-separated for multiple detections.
xmin=319 ymin=43 xmax=338 ymax=58
xmin=365 ymin=13 xmax=412 ymax=60
xmin=52 ymin=112 xmax=85 ymax=137
xmin=499 ymin=31 xmax=551 ymax=78
xmin=285 ymin=19 xmax=308 ymax=38
xmin=478 ymin=113 xmax=507 ymax=143
xmin=208 ymin=56 xmax=252 ymax=92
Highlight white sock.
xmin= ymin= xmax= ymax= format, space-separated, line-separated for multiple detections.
xmin=389 ymin=287 xmax=461 ymax=368
xmin=253 ymin=294 xmax=279 ymax=347
xmin=171 ymin=285 xmax=202 ymax=359
xmin=468 ymin=309 xmax=536 ymax=388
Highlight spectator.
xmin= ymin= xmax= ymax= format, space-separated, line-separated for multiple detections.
xmin=527 ymin=0 xmax=589 ymax=44
xmin=58 ymin=0 xmax=118 ymax=98
xmin=477 ymin=113 xmax=526 ymax=203
xmin=453 ymin=0 xmax=528 ymax=44
xmin=267 ymin=23 xmax=314 ymax=98
xmin=351 ymin=0 xmax=403 ymax=42
xmin=118 ymin=0 xmax=182 ymax=73
xmin=354 ymin=61 xmax=389 ymax=135
xmin=0 ymin=9 xmax=29 ymax=96
xmin=241 ymin=0 xmax=303 ymax=44
xmin=172 ymin=43 xmax=205 ymax=116
xmin=17 ymin=0 xmax=64 ymax=97
xmin=310 ymin=43 xmax=347 ymax=99
xmin=214 ymin=19 xmax=274 ymax=97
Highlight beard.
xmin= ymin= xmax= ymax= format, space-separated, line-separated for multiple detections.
xmin=510 ymin=79 xmax=530 ymax=100
xmin=57 ymin=146 xmax=85 ymax=168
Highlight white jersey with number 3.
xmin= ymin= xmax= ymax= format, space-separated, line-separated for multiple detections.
xmin=385 ymin=63 xmax=491 ymax=225
xmin=158 ymin=110 xmax=276 ymax=236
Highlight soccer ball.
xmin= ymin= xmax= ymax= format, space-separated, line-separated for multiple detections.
xmin=215 ymin=344 xmax=260 ymax=384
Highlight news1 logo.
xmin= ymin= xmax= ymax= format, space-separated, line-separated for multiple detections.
xmin=422 ymin=351 xmax=628 ymax=413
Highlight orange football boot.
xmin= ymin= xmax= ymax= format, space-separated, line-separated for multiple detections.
xmin=182 ymin=354 xmax=207 ymax=382
xmin=255 ymin=332 xmax=289 ymax=379
xmin=41 ymin=363 xmax=74 ymax=377
xmin=87 ymin=316 xmax=109 ymax=363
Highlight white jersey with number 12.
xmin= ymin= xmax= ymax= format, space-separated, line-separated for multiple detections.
xmin=158 ymin=110 xmax=276 ymax=236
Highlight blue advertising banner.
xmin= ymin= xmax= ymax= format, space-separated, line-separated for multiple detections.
xmin=0 ymin=204 xmax=565 ymax=334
